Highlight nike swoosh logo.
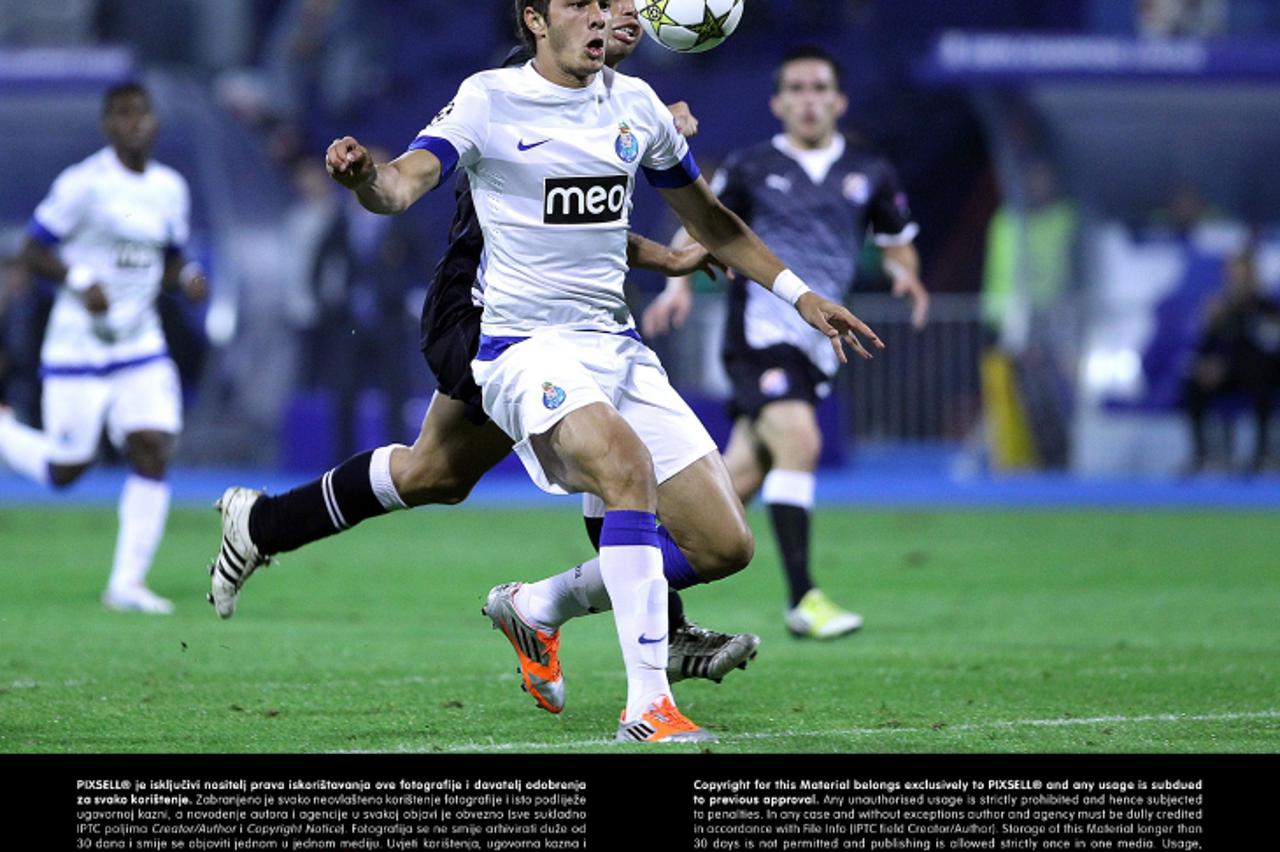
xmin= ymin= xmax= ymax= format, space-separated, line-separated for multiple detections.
xmin=638 ymin=633 xmax=667 ymax=645
xmin=517 ymin=138 xmax=551 ymax=151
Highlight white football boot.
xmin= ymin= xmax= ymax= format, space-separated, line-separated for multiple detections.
xmin=208 ymin=486 xmax=269 ymax=618
xmin=102 ymin=584 xmax=174 ymax=615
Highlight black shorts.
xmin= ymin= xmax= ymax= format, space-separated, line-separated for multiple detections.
xmin=420 ymin=305 xmax=488 ymax=425
xmin=723 ymin=343 xmax=832 ymax=421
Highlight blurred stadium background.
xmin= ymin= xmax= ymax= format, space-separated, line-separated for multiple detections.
xmin=3 ymin=0 xmax=1280 ymax=488
xmin=1 ymin=1 xmax=1279 ymax=753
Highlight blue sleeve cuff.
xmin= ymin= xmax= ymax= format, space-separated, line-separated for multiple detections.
xmin=27 ymin=217 xmax=61 ymax=247
xmin=407 ymin=135 xmax=461 ymax=185
xmin=642 ymin=149 xmax=701 ymax=189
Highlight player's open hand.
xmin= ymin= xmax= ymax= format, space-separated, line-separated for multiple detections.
xmin=667 ymin=101 xmax=699 ymax=138
xmin=326 ymin=136 xmax=375 ymax=189
xmin=82 ymin=282 xmax=109 ymax=314
xmin=182 ymin=268 xmax=208 ymax=304
xmin=641 ymin=280 xmax=694 ymax=337
xmin=795 ymin=291 xmax=884 ymax=364
xmin=892 ymin=273 xmax=930 ymax=330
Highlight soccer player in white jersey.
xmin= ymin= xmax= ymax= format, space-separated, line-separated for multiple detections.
xmin=324 ymin=0 xmax=881 ymax=742
xmin=0 ymin=82 xmax=207 ymax=614
xmin=209 ymin=2 xmax=763 ymax=696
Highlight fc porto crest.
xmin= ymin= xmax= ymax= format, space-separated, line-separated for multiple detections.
xmin=843 ymin=173 xmax=870 ymax=204
xmin=542 ymin=382 xmax=567 ymax=410
xmin=759 ymin=368 xmax=790 ymax=398
xmin=615 ymin=121 xmax=640 ymax=163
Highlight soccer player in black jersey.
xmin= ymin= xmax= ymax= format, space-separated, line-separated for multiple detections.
xmin=208 ymin=0 xmax=760 ymax=694
xmin=645 ymin=47 xmax=930 ymax=638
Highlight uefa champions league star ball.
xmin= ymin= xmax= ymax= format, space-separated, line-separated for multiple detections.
xmin=636 ymin=0 xmax=745 ymax=54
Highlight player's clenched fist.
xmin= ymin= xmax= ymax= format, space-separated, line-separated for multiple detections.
xmin=326 ymin=136 xmax=375 ymax=188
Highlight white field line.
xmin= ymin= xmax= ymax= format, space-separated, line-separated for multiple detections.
xmin=336 ymin=709 xmax=1280 ymax=754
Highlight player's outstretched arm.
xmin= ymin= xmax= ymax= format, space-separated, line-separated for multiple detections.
xmin=626 ymin=233 xmax=724 ymax=279
xmin=325 ymin=137 xmax=442 ymax=214
xmin=659 ymin=179 xmax=884 ymax=363
xmin=883 ymin=242 xmax=930 ymax=330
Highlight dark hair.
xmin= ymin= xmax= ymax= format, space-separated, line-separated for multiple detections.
xmin=773 ymin=46 xmax=844 ymax=94
xmin=102 ymin=80 xmax=150 ymax=114
xmin=514 ymin=0 xmax=552 ymax=52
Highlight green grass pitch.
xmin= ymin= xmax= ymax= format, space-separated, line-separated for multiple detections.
xmin=1 ymin=506 xmax=1276 ymax=753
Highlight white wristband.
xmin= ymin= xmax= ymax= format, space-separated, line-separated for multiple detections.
xmin=771 ymin=269 xmax=812 ymax=306
xmin=65 ymin=264 xmax=96 ymax=293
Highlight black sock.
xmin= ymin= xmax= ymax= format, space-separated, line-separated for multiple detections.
xmin=249 ymin=450 xmax=388 ymax=555
xmin=583 ymin=514 xmax=603 ymax=551
xmin=668 ymin=590 xmax=686 ymax=635
xmin=768 ymin=502 xmax=813 ymax=607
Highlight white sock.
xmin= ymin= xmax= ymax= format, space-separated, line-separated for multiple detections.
xmin=0 ymin=412 xmax=51 ymax=485
xmin=601 ymin=544 xmax=670 ymax=720
xmin=517 ymin=557 xmax=610 ymax=631
xmin=370 ymin=444 xmax=410 ymax=510
xmin=762 ymin=468 xmax=816 ymax=509
xmin=107 ymin=475 xmax=171 ymax=592
xmin=597 ymin=510 xmax=670 ymax=720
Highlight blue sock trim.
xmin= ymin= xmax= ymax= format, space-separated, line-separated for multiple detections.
xmin=659 ymin=526 xmax=702 ymax=590
xmin=599 ymin=510 xmax=659 ymax=548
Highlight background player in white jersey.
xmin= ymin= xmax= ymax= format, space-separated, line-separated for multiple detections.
xmin=324 ymin=0 xmax=881 ymax=742
xmin=209 ymin=1 xmax=763 ymax=694
xmin=645 ymin=47 xmax=930 ymax=638
xmin=0 ymin=82 xmax=207 ymax=614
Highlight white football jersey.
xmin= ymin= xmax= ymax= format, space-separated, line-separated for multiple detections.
xmin=29 ymin=147 xmax=190 ymax=369
xmin=409 ymin=61 xmax=697 ymax=337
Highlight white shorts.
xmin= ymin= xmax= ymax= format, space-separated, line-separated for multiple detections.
xmin=42 ymin=355 xmax=183 ymax=465
xmin=471 ymin=329 xmax=717 ymax=495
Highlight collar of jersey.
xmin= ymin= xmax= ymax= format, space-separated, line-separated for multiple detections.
xmin=521 ymin=60 xmax=604 ymax=98
xmin=771 ymin=133 xmax=846 ymax=184
xmin=771 ymin=133 xmax=846 ymax=163
xmin=100 ymin=146 xmax=152 ymax=179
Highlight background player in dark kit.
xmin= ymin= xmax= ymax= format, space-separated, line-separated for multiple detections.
xmin=645 ymin=46 xmax=929 ymax=638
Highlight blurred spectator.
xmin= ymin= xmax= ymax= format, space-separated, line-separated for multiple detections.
xmin=980 ymin=157 xmax=1080 ymax=470
xmin=1135 ymin=0 xmax=1226 ymax=38
xmin=1148 ymin=184 xmax=1225 ymax=237
xmin=288 ymin=150 xmax=424 ymax=457
xmin=982 ymin=158 xmax=1078 ymax=341
xmin=260 ymin=0 xmax=390 ymax=128
xmin=0 ymin=0 xmax=97 ymax=45
xmin=1182 ymin=249 xmax=1280 ymax=473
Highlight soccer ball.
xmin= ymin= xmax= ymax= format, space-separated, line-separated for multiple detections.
xmin=636 ymin=0 xmax=744 ymax=54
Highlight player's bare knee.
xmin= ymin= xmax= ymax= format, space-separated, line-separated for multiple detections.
xmin=705 ymin=522 xmax=755 ymax=578
xmin=772 ymin=431 xmax=821 ymax=471
xmin=125 ymin=433 xmax=174 ymax=479
xmin=48 ymin=463 xmax=90 ymax=489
